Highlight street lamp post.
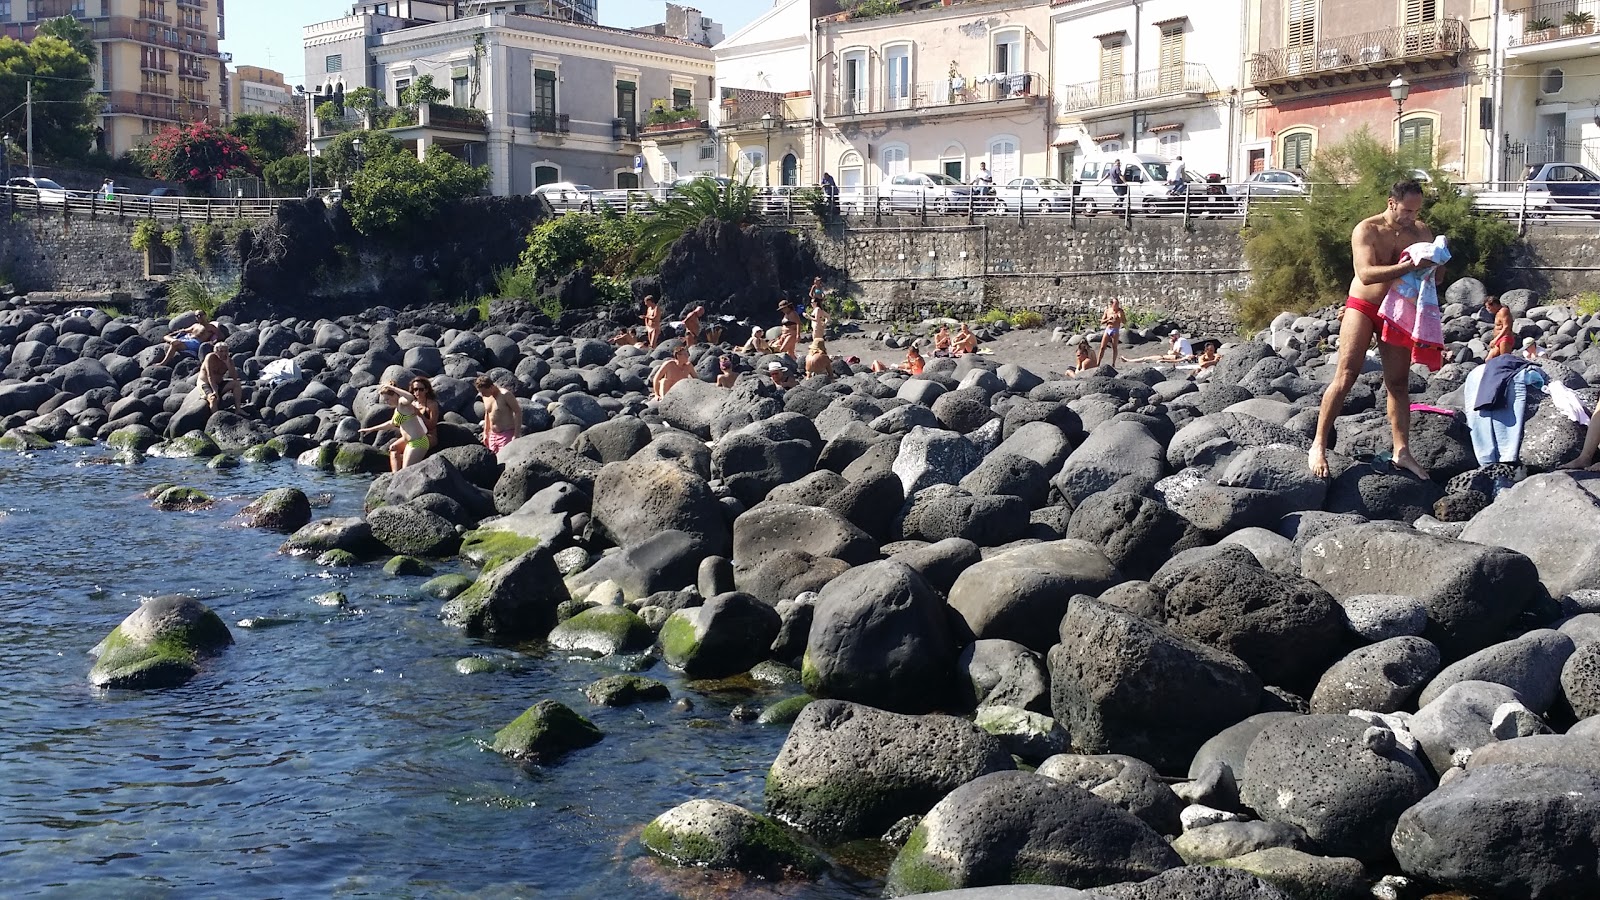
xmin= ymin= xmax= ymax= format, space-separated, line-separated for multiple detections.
xmin=295 ymin=84 xmax=315 ymax=196
xmin=1389 ymin=76 xmax=1411 ymax=155
xmin=761 ymin=111 xmax=775 ymax=188
xmin=351 ymin=137 xmax=363 ymax=177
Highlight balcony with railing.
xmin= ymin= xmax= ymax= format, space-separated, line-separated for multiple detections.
xmin=1507 ymin=0 xmax=1600 ymax=60
xmin=138 ymin=6 xmax=173 ymax=25
xmin=642 ymin=100 xmax=709 ymax=137
xmin=1248 ymin=19 xmax=1472 ymax=93
xmin=720 ymin=88 xmax=784 ymax=128
xmin=1056 ymin=62 xmax=1215 ymax=118
xmin=826 ymin=72 xmax=1041 ymax=120
xmin=140 ymin=56 xmax=173 ymax=73
xmin=176 ymin=0 xmax=207 ymax=9
xmin=530 ymin=111 xmax=571 ymax=135
xmin=101 ymin=90 xmax=217 ymax=124
xmin=613 ymin=118 xmax=639 ymax=142
xmin=177 ymin=64 xmax=211 ymax=81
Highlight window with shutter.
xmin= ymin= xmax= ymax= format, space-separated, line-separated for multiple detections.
xmin=1399 ymin=117 xmax=1435 ymax=162
xmin=1403 ymin=0 xmax=1440 ymax=52
xmin=1287 ymin=0 xmax=1317 ymax=47
xmin=1099 ymin=37 xmax=1124 ymax=105
xmin=1281 ymin=132 xmax=1313 ymax=170
xmin=1403 ymin=0 xmax=1437 ymax=26
xmin=1159 ymin=22 xmax=1185 ymax=92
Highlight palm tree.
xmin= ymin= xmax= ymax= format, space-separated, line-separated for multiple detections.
xmin=635 ymin=178 xmax=763 ymax=266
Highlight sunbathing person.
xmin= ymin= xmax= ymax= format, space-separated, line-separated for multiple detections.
xmin=198 ymin=343 xmax=242 ymax=412
xmin=952 ymin=323 xmax=978 ymax=356
xmin=872 ymin=344 xmax=925 ymax=375
xmin=805 ymin=339 xmax=834 ymax=381
xmin=157 ymin=310 xmax=221 ymax=367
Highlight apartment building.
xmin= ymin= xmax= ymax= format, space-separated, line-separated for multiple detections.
xmin=0 ymin=0 xmax=226 ymax=155
xmin=815 ymin=0 xmax=1054 ymax=201
xmin=304 ymin=5 xmax=716 ymax=195
xmin=1241 ymin=0 xmax=1489 ymax=179
xmin=1496 ymin=0 xmax=1600 ymax=180
xmin=1051 ymin=0 xmax=1246 ymax=180
xmin=228 ymin=64 xmax=291 ymax=120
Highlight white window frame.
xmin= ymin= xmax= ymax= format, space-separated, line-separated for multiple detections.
xmin=879 ymin=142 xmax=910 ymax=180
xmin=841 ymin=47 xmax=869 ymax=114
xmin=987 ymin=134 xmax=1020 ymax=183
xmin=993 ymin=27 xmax=1025 ymax=75
xmin=532 ymin=161 xmax=561 ymax=188
xmin=884 ymin=42 xmax=913 ymax=111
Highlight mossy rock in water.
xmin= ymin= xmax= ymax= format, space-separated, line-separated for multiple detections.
xmin=584 ymin=674 xmax=671 ymax=707
xmin=152 ymin=486 xmax=214 ymax=511
xmin=421 ymin=573 xmax=474 ymax=600
xmin=333 ymin=441 xmax=386 ymax=475
xmin=490 ymin=699 xmax=603 ymax=762
xmin=641 ymin=798 xmax=823 ymax=879
xmin=309 ymin=591 xmax=348 ymax=607
xmin=758 ymin=695 xmax=814 ymax=726
xmin=241 ymin=444 xmax=281 ymax=463
xmin=751 ymin=660 xmax=802 ymax=686
xmin=89 ymin=595 xmax=233 ymax=689
xmin=107 ymin=425 xmax=161 ymax=452
xmin=241 ymin=488 xmax=312 ymax=533
xmin=208 ymin=453 xmax=239 ymax=470
xmin=455 ymin=656 xmax=498 ymax=675
xmin=0 ymin=428 xmax=52 ymax=451
xmin=295 ymin=442 xmax=339 ymax=471
xmin=548 ymin=606 xmax=655 ymax=656
xmin=268 ymin=434 xmax=316 ymax=459
xmin=113 ymin=449 xmax=144 ymax=466
xmin=459 ymin=529 xmax=540 ymax=573
xmin=384 ymin=555 xmax=435 ymax=577
xmin=66 ymin=436 xmax=95 ymax=447
xmin=281 ymin=517 xmax=381 ymax=558
xmin=316 ymin=549 xmax=359 ymax=567
xmin=145 ymin=482 xmax=176 ymax=499
xmin=154 ymin=431 xmax=220 ymax=459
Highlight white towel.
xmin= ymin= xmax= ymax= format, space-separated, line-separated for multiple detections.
xmin=1548 ymin=381 xmax=1592 ymax=426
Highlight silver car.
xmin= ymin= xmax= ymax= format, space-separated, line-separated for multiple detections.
xmin=878 ymin=172 xmax=977 ymax=213
xmin=7 ymin=176 xmax=71 ymax=205
xmin=1230 ymin=169 xmax=1306 ymax=197
xmin=532 ymin=181 xmax=598 ymax=211
xmin=994 ymin=177 xmax=1074 ymax=213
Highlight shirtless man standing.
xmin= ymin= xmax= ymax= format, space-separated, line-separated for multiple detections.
xmin=1098 ymin=299 xmax=1125 ymax=367
xmin=643 ymin=295 xmax=662 ymax=348
xmin=652 ymin=345 xmax=695 ymax=399
xmin=682 ymin=305 xmax=705 ymax=345
xmin=475 ymin=375 xmax=523 ymax=454
xmin=1484 ymin=295 xmax=1514 ymax=360
xmin=1309 ymin=180 xmax=1435 ymax=479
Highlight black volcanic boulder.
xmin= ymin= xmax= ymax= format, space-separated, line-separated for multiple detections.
xmin=1049 ymin=598 xmax=1261 ymax=774
xmin=441 ymin=546 xmax=569 ymax=638
xmin=1067 ymin=491 xmax=1190 ymax=581
xmin=803 ymin=560 xmax=959 ymax=714
xmin=763 ymin=699 xmax=1013 ymax=844
xmin=591 ymin=458 xmax=731 ymax=557
xmin=947 ymin=540 xmax=1121 ymax=651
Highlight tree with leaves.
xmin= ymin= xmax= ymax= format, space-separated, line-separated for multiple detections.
xmin=346 ymin=145 xmax=487 ymax=235
xmin=0 ymin=26 xmax=97 ymax=160
xmin=142 ymin=122 xmax=259 ymax=192
xmin=635 ymin=178 xmax=762 ymax=266
xmin=399 ymin=74 xmax=449 ymax=109
xmin=228 ymin=113 xmax=298 ymax=165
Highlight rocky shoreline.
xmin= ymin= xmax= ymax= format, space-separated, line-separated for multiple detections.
xmin=4 ymin=279 xmax=1600 ymax=899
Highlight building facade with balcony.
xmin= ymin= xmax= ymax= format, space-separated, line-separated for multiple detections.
xmin=816 ymin=0 xmax=1054 ymax=200
xmin=1241 ymin=0 xmax=1488 ymax=179
xmin=314 ymin=8 xmax=714 ymax=195
xmin=1051 ymin=0 xmax=1243 ymax=181
xmin=0 ymin=0 xmax=226 ymax=155
xmin=228 ymin=64 xmax=291 ymax=119
xmin=1497 ymin=0 xmax=1600 ymax=180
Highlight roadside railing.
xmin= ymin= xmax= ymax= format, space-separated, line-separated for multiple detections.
xmin=535 ymin=181 xmax=1600 ymax=231
xmin=2 ymin=186 xmax=286 ymax=222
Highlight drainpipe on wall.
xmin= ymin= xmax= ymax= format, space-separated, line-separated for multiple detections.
xmin=1489 ymin=0 xmax=1504 ymax=185
xmin=1131 ymin=0 xmax=1142 ymax=155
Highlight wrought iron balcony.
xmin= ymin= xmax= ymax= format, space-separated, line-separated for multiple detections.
xmin=530 ymin=111 xmax=571 ymax=134
xmin=1249 ymin=19 xmax=1472 ymax=93
xmin=1056 ymin=62 xmax=1215 ymax=116
xmin=826 ymin=72 xmax=1039 ymax=119
xmin=720 ymin=89 xmax=784 ymax=128
xmin=612 ymin=117 xmax=639 ymax=142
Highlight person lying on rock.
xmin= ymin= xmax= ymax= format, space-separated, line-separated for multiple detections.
xmin=157 ymin=310 xmax=221 ymax=367
xmin=652 ymin=345 xmax=696 ymax=400
xmin=198 ymin=342 xmax=242 ymax=413
xmin=952 ymin=322 xmax=978 ymax=356
xmin=766 ymin=360 xmax=799 ymax=390
xmin=872 ymin=343 xmax=925 ymax=375
xmin=360 ymin=383 xmax=430 ymax=472
xmin=475 ymin=374 xmax=522 ymax=454
xmin=716 ymin=355 xmax=737 ymax=388
xmin=1309 ymin=179 xmax=1436 ymax=480
xmin=805 ymin=339 xmax=834 ymax=381
xmin=608 ymin=328 xmax=638 ymax=347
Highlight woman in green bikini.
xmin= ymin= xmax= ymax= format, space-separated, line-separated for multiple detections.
xmin=359 ymin=382 xmax=430 ymax=472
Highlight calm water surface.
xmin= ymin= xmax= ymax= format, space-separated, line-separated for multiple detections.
xmin=0 ymin=447 xmax=880 ymax=898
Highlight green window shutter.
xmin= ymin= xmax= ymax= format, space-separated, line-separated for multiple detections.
xmin=535 ymin=69 xmax=556 ymax=82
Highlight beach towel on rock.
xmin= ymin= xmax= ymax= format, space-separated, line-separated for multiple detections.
xmin=1378 ymin=236 xmax=1450 ymax=371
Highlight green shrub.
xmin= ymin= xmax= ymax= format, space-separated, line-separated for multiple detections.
xmin=516 ymin=210 xmax=647 ymax=308
xmin=492 ymin=264 xmax=537 ymax=300
xmin=345 ymin=146 xmax=489 ymax=236
xmin=161 ymin=226 xmax=184 ymax=251
xmin=191 ymin=223 xmax=221 ymax=265
xmin=1237 ymin=130 xmax=1521 ymax=330
xmin=976 ymin=309 xmax=1009 ymax=326
xmin=1576 ymin=291 xmax=1600 ymax=317
xmin=637 ymin=178 xmax=761 ymax=267
xmin=165 ymin=272 xmax=236 ymax=317
xmin=1009 ymin=309 xmax=1045 ymax=329
xmin=130 ymin=218 xmax=162 ymax=252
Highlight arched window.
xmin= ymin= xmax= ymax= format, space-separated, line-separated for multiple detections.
xmin=616 ymin=171 xmax=639 ymax=189
xmin=1280 ymin=130 xmax=1313 ymax=171
xmin=533 ymin=164 xmax=560 ymax=187
xmin=1399 ymin=115 xmax=1436 ymax=163
xmin=939 ymin=142 xmax=966 ymax=181
xmin=880 ymin=143 xmax=909 ymax=178
xmin=781 ymin=153 xmax=798 ymax=186
xmin=987 ymin=136 xmax=1019 ymax=183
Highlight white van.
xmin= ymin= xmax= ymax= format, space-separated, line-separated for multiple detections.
xmin=1075 ymin=152 xmax=1177 ymax=213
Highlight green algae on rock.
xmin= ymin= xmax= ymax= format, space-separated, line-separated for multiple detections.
xmin=584 ymin=674 xmax=671 ymax=707
xmin=151 ymin=486 xmax=214 ymax=511
xmin=490 ymin=699 xmax=602 ymax=762
xmin=548 ymin=606 xmax=654 ymax=657
xmin=88 ymin=595 xmax=233 ymax=689
xmin=641 ymin=798 xmax=823 ymax=879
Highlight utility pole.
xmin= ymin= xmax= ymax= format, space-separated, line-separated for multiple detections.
xmin=26 ymin=79 xmax=34 ymax=178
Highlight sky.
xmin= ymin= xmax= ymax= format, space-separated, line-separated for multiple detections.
xmin=222 ymin=0 xmax=767 ymax=84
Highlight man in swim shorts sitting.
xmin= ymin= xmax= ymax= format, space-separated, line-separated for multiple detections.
xmin=198 ymin=343 xmax=243 ymax=412
xmin=157 ymin=310 xmax=220 ymax=367
xmin=1309 ymin=179 xmax=1436 ymax=479
xmin=475 ymin=374 xmax=523 ymax=453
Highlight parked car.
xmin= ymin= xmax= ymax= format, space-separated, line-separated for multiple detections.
xmin=755 ymin=184 xmax=811 ymax=214
xmin=146 ymin=186 xmax=177 ymax=197
xmin=7 ymin=176 xmax=71 ymax=205
xmin=532 ymin=181 xmax=598 ymax=211
xmin=1074 ymin=153 xmax=1177 ymax=213
xmin=671 ymin=175 xmax=733 ymax=193
xmin=1229 ymin=168 xmax=1307 ymax=198
xmin=993 ymin=177 xmax=1075 ymax=213
xmin=878 ymin=172 xmax=978 ymax=213
xmin=1520 ymin=161 xmax=1600 ymax=213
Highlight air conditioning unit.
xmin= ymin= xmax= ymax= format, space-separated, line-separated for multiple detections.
xmin=1358 ymin=45 xmax=1387 ymax=63
xmin=1286 ymin=51 xmax=1311 ymax=75
xmin=1319 ymin=48 xmax=1346 ymax=68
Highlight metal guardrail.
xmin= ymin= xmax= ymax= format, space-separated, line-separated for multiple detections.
xmin=538 ymin=181 xmax=1600 ymax=231
xmin=2 ymin=186 xmax=285 ymax=222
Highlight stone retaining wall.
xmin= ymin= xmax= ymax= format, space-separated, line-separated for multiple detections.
xmin=0 ymin=210 xmax=242 ymax=297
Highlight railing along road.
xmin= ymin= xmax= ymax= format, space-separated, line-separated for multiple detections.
xmin=3 ymin=186 xmax=286 ymax=223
